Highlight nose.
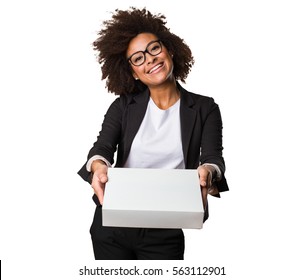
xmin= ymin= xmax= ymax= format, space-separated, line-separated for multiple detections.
xmin=145 ymin=52 xmax=157 ymax=64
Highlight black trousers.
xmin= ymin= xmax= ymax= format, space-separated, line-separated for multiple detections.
xmin=90 ymin=206 xmax=185 ymax=260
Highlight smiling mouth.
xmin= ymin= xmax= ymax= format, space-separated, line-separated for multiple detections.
xmin=148 ymin=63 xmax=164 ymax=74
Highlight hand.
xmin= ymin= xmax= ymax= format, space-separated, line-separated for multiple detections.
xmin=197 ymin=165 xmax=216 ymax=209
xmin=91 ymin=161 xmax=108 ymax=204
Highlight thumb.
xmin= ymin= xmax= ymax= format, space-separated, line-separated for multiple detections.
xmin=98 ymin=173 xmax=108 ymax=184
xmin=198 ymin=168 xmax=209 ymax=187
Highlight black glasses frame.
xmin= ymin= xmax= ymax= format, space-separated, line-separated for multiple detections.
xmin=127 ymin=40 xmax=162 ymax=66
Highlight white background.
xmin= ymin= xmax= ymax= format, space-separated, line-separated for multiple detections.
xmin=0 ymin=0 xmax=303 ymax=279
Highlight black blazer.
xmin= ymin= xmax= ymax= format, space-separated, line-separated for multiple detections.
xmin=78 ymin=83 xmax=229 ymax=193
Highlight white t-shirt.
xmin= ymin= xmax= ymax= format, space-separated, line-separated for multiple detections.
xmin=124 ymin=98 xmax=185 ymax=169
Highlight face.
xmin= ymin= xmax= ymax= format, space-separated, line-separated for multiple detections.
xmin=126 ymin=33 xmax=174 ymax=88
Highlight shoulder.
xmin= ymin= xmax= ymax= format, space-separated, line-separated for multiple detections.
xmin=179 ymin=85 xmax=218 ymax=110
xmin=106 ymin=92 xmax=136 ymax=112
xmin=188 ymin=91 xmax=215 ymax=103
xmin=111 ymin=88 xmax=150 ymax=108
xmin=105 ymin=89 xmax=150 ymax=120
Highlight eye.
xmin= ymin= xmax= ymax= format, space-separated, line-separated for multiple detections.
xmin=148 ymin=41 xmax=162 ymax=56
xmin=133 ymin=54 xmax=144 ymax=63
xmin=150 ymin=44 xmax=160 ymax=53
xmin=152 ymin=45 xmax=160 ymax=51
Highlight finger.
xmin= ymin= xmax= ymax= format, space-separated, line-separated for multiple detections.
xmin=94 ymin=183 xmax=105 ymax=205
xmin=201 ymin=185 xmax=208 ymax=210
xmin=91 ymin=174 xmax=106 ymax=204
xmin=198 ymin=168 xmax=209 ymax=187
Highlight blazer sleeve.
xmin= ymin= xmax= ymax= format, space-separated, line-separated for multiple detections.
xmin=200 ymin=98 xmax=229 ymax=193
xmin=77 ymin=97 xmax=123 ymax=184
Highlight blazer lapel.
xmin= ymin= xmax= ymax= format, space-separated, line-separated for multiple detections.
xmin=179 ymin=86 xmax=197 ymax=167
xmin=123 ymin=89 xmax=150 ymax=163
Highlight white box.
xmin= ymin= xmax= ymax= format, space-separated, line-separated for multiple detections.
xmin=102 ymin=168 xmax=204 ymax=229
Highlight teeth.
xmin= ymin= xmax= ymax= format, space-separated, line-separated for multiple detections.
xmin=149 ymin=63 xmax=162 ymax=74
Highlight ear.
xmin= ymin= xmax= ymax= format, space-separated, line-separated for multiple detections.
xmin=132 ymin=73 xmax=139 ymax=80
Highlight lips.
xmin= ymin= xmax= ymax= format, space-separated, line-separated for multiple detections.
xmin=148 ymin=62 xmax=164 ymax=74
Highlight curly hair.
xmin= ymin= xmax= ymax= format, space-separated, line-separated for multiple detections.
xmin=93 ymin=7 xmax=194 ymax=95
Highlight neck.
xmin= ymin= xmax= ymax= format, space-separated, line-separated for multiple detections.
xmin=149 ymin=82 xmax=180 ymax=110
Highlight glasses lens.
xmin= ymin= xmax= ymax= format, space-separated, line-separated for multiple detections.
xmin=148 ymin=41 xmax=162 ymax=56
xmin=130 ymin=52 xmax=145 ymax=66
xmin=129 ymin=41 xmax=162 ymax=66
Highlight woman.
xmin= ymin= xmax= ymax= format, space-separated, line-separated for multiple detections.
xmin=78 ymin=7 xmax=229 ymax=260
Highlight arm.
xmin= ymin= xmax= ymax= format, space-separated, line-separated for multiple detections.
xmin=199 ymin=98 xmax=228 ymax=196
xmin=77 ymin=97 xmax=123 ymax=184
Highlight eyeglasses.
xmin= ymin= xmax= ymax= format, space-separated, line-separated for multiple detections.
xmin=127 ymin=40 xmax=162 ymax=66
